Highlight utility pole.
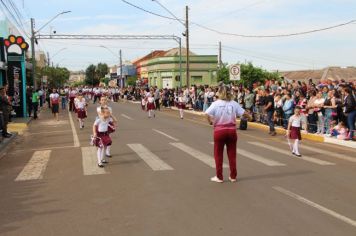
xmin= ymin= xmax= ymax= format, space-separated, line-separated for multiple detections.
xmin=47 ymin=52 xmax=50 ymax=66
xmin=119 ymin=49 xmax=123 ymax=88
xmin=30 ymin=18 xmax=37 ymax=89
xmin=185 ymin=5 xmax=190 ymax=89
xmin=219 ymin=41 xmax=222 ymax=68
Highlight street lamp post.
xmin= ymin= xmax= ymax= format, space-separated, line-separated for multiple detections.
xmin=48 ymin=47 xmax=67 ymax=67
xmin=31 ymin=11 xmax=71 ymax=90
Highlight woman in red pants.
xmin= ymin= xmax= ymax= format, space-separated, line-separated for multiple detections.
xmin=205 ymin=84 xmax=251 ymax=183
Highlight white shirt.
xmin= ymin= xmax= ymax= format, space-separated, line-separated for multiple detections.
xmin=289 ymin=115 xmax=302 ymax=127
xmin=94 ymin=118 xmax=111 ymax=132
xmin=50 ymin=93 xmax=60 ymax=103
xmin=147 ymin=97 xmax=155 ymax=103
xmin=75 ymin=98 xmax=86 ymax=109
xmin=205 ymin=100 xmax=245 ymax=129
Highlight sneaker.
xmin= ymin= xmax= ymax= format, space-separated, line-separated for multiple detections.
xmin=229 ymin=177 xmax=237 ymax=183
xmin=106 ymin=154 xmax=112 ymax=158
xmin=102 ymin=160 xmax=108 ymax=164
xmin=98 ymin=163 xmax=104 ymax=168
xmin=210 ymin=176 xmax=223 ymax=183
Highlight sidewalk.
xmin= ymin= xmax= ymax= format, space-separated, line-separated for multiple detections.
xmin=170 ymin=107 xmax=356 ymax=149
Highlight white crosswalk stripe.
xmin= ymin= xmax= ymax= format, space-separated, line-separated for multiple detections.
xmin=82 ymin=147 xmax=107 ymax=175
xmin=171 ymin=142 xmax=228 ymax=168
xmin=301 ymin=145 xmax=356 ymax=163
xmin=209 ymin=142 xmax=286 ymax=167
xmin=153 ymin=129 xmax=179 ymax=141
xmin=249 ymin=142 xmax=335 ymax=166
xmin=15 ymin=150 xmax=52 ymax=181
xmin=127 ymin=144 xmax=173 ymax=171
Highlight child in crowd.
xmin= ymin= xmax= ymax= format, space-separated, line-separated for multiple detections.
xmin=331 ymin=121 xmax=348 ymax=140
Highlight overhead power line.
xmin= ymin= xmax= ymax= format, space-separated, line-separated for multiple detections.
xmin=121 ymin=0 xmax=356 ymax=38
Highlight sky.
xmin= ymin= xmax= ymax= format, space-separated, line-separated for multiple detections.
xmin=1 ymin=0 xmax=356 ymax=71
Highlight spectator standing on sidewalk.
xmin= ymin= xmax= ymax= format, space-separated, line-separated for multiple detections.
xmin=0 ymin=86 xmax=12 ymax=138
xmin=264 ymin=89 xmax=276 ymax=136
xmin=205 ymin=83 xmax=251 ymax=183
xmin=154 ymin=86 xmax=161 ymax=111
xmin=323 ymin=90 xmax=337 ymax=135
xmin=343 ymin=87 xmax=356 ymax=140
xmin=282 ymin=93 xmax=294 ymax=129
xmin=32 ymin=89 xmax=40 ymax=120
xmin=244 ymin=88 xmax=254 ymax=114
xmin=314 ymin=91 xmax=325 ymax=134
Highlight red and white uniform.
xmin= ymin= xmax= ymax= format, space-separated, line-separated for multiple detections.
xmin=75 ymin=98 xmax=87 ymax=119
xmin=146 ymin=96 xmax=155 ymax=111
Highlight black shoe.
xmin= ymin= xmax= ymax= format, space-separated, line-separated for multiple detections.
xmin=102 ymin=160 xmax=108 ymax=164
xmin=3 ymin=133 xmax=12 ymax=138
xmin=106 ymin=154 xmax=112 ymax=158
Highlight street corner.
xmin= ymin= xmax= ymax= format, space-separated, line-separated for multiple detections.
xmin=8 ymin=123 xmax=28 ymax=135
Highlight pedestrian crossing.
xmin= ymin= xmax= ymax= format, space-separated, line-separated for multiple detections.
xmin=12 ymin=140 xmax=355 ymax=181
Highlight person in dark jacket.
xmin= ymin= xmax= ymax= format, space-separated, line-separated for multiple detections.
xmin=0 ymin=86 xmax=12 ymax=138
xmin=343 ymin=87 xmax=356 ymax=140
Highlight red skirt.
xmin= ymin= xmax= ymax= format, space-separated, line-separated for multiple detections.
xmin=77 ymin=109 xmax=87 ymax=119
xmin=289 ymin=126 xmax=301 ymax=140
xmin=177 ymin=102 xmax=186 ymax=109
xmin=147 ymin=102 xmax=155 ymax=111
xmin=108 ymin=122 xmax=116 ymax=134
xmin=95 ymin=132 xmax=112 ymax=147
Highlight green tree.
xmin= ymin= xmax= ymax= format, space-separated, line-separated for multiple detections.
xmin=217 ymin=64 xmax=230 ymax=84
xmin=85 ymin=64 xmax=99 ymax=86
xmin=126 ymin=76 xmax=137 ymax=86
xmin=37 ymin=66 xmax=70 ymax=88
xmin=96 ymin=63 xmax=109 ymax=79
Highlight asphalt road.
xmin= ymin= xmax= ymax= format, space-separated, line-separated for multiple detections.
xmin=0 ymin=100 xmax=355 ymax=236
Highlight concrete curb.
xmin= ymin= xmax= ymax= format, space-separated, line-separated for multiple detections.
xmin=0 ymin=133 xmax=18 ymax=159
xmin=170 ymin=106 xmax=354 ymax=147
xmin=7 ymin=117 xmax=32 ymax=135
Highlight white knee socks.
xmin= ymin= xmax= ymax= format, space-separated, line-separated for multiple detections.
xmin=97 ymin=147 xmax=104 ymax=164
xmin=106 ymin=145 xmax=111 ymax=156
xmin=179 ymin=109 xmax=184 ymax=118
xmin=293 ymin=140 xmax=300 ymax=155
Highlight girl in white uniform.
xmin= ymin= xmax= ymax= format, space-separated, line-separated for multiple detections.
xmin=146 ymin=94 xmax=156 ymax=118
xmin=287 ymin=107 xmax=306 ymax=157
xmin=75 ymin=92 xmax=87 ymax=129
xmin=93 ymin=107 xmax=114 ymax=167
xmin=177 ymin=93 xmax=186 ymax=119
xmin=96 ymin=96 xmax=117 ymax=157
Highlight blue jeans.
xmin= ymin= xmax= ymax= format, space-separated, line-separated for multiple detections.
xmin=61 ymin=97 xmax=67 ymax=110
xmin=347 ymin=110 xmax=356 ymax=139
xmin=267 ymin=110 xmax=275 ymax=132
xmin=324 ymin=109 xmax=333 ymax=134
xmin=284 ymin=113 xmax=292 ymax=129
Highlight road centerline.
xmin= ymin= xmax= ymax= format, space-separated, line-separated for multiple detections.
xmin=273 ymin=186 xmax=356 ymax=228
xmin=153 ymin=129 xmax=179 ymax=141
xmin=121 ymin=114 xmax=134 ymax=120
xmin=68 ymin=111 xmax=80 ymax=147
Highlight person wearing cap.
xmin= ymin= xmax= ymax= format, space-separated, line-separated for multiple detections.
xmin=205 ymin=83 xmax=251 ymax=183
xmin=0 ymin=86 xmax=12 ymax=138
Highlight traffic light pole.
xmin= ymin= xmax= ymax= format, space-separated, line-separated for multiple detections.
xmin=30 ymin=18 xmax=37 ymax=90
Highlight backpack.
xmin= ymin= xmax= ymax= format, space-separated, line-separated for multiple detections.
xmin=239 ymin=117 xmax=248 ymax=130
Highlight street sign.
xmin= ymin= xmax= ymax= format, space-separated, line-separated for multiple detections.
xmin=229 ymin=64 xmax=241 ymax=81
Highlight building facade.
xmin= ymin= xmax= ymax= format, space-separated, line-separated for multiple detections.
xmin=134 ymin=48 xmax=218 ymax=89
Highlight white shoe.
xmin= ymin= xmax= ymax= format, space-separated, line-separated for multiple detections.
xmin=210 ymin=176 xmax=223 ymax=183
xmin=229 ymin=177 xmax=237 ymax=183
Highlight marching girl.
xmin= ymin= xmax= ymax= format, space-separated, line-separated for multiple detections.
xmin=75 ymin=91 xmax=87 ymax=129
xmin=93 ymin=107 xmax=114 ymax=167
xmin=141 ymin=94 xmax=147 ymax=111
xmin=286 ymin=106 xmax=306 ymax=157
xmin=177 ymin=92 xmax=186 ymax=119
xmin=96 ymin=96 xmax=117 ymax=157
xmin=146 ymin=94 xmax=156 ymax=118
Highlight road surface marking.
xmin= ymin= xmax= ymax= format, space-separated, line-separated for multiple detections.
xmin=153 ymin=129 xmax=179 ymax=141
xmin=209 ymin=142 xmax=285 ymax=167
xmin=68 ymin=111 xmax=80 ymax=147
xmin=273 ymin=186 xmax=356 ymax=228
xmin=301 ymin=145 xmax=356 ymax=163
xmin=15 ymin=150 xmax=52 ymax=181
xmin=12 ymin=146 xmax=76 ymax=154
xmin=249 ymin=142 xmax=335 ymax=166
xmin=121 ymin=114 xmax=134 ymax=120
xmin=81 ymin=147 xmax=107 ymax=175
xmin=127 ymin=144 xmax=173 ymax=171
xmin=171 ymin=142 xmax=228 ymax=168
xmin=24 ymin=129 xmax=73 ymax=136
